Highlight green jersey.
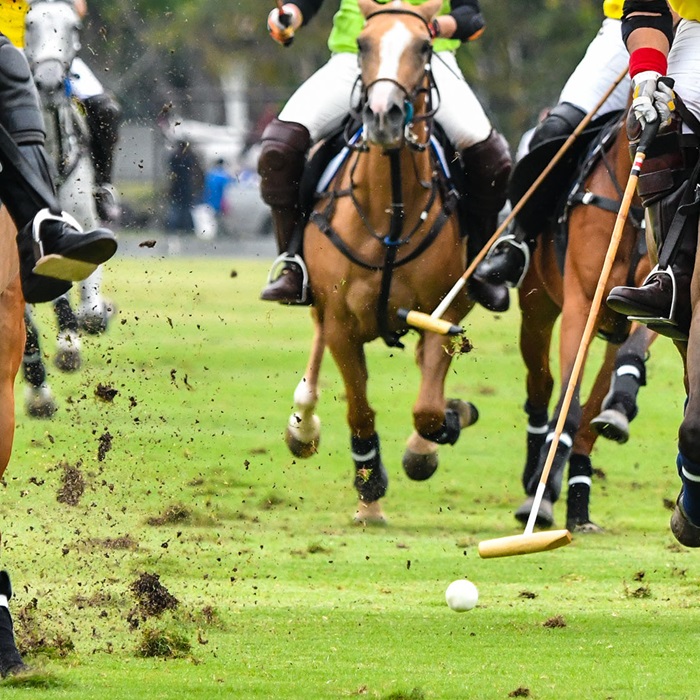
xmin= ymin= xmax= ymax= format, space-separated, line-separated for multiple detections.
xmin=327 ymin=0 xmax=461 ymax=54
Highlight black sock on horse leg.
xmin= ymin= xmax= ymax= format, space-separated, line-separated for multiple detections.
xmin=603 ymin=352 xmax=647 ymax=420
xmin=22 ymin=318 xmax=45 ymax=388
xmin=351 ymin=434 xmax=388 ymax=502
xmin=566 ymin=453 xmax=593 ymax=526
xmin=522 ymin=402 xmax=548 ymax=492
xmin=0 ymin=608 xmax=23 ymax=677
xmin=677 ymin=452 xmax=700 ymax=525
xmin=53 ymin=296 xmax=79 ymax=333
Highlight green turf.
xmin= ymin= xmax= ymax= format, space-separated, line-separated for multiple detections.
xmin=1 ymin=255 xmax=697 ymax=699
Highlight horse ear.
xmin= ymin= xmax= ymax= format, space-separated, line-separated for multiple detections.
xmin=415 ymin=0 xmax=443 ymax=22
xmin=357 ymin=0 xmax=380 ymax=19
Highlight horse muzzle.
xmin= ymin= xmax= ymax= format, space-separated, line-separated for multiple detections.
xmin=31 ymin=60 xmax=67 ymax=100
xmin=362 ymin=90 xmax=406 ymax=149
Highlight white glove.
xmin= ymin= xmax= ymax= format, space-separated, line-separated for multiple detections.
xmin=632 ymin=71 xmax=661 ymax=128
xmin=632 ymin=71 xmax=676 ymax=129
xmin=267 ymin=4 xmax=302 ymax=46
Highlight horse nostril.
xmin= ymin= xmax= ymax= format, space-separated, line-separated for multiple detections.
xmin=386 ymin=103 xmax=404 ymax=129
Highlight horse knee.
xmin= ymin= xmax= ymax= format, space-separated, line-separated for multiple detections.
xmin=416 ymin=408 xmax=461 ymax=445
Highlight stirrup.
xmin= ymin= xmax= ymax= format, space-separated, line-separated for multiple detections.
xmin=627 ymin=265 xmax=678 ymax=328
xmin=483 ymin=233 xmax=530 ymax=289
xmin=31 ymin=209 xmax=83 ymax=259
xmin=266 ymin=253 xmax=310 ymax=305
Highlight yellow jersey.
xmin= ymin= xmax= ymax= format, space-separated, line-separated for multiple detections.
xmin=603 ymin=0 xmax=623 ymax=19
xmin=669 ymin=0 xmax=700 ymax=20
xmin=0 ymin=0 xmax=29 ymax=48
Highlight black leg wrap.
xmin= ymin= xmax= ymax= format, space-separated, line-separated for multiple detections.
xmin=351 ymin=433 xmax=388 ymax=502
xmin=0 ymin=572 xmax=25 ymax=678
xmin=522 ymin=402 xmax=548 ymax=492
xmin=82 ymin=93 xmax=121 ymax=185
xmin=22 ymin=314 xmax=45 ymax=388
xmin=420 ymin=409 xmax=461 ymax=446
xmin=566 ymin=453 xmax=593 ymax=526
xmin=526 ymin=420 xmax=577 ymax=502
xmin=602 ymin=352 xmax=647 ymax=420
xmin=53 ymin=296 xmax=78 ymax=333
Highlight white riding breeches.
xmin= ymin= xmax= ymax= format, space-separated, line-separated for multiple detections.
xmin=68 ymin=57 xmax=104 ymax=100
xmin=558 ymin=18 xmax=631 ymax=117
xmin=279 ymin=50 xmax=492 ymax=149
xmin=667 ymin=19 xmax=700 ymax=134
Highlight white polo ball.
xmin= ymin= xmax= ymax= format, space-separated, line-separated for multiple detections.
xmin=445 ymin=579 xmax=478 ymax=612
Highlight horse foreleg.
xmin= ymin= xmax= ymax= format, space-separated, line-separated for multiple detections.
xmin=590 ymin=324 xmax=656 ymax=444
xmin=0 ymin=280 xmax=25 ymax=476
xmin=325 ymin=320 xmax=387 ymax=524
xmin=285 ymin=314 xmax=324 ymax=458
xmin=403 ymin=332 xmax=478 ymax=481
xmin=52 ymin=294 xmax=81 ymax=372
xmin=516 ymin=284 xmax=559 ymax=514
xmin=564 ymin=340 xmax=620 ymax=533
xmin=22 ymin=306 xmax=57 ymax=418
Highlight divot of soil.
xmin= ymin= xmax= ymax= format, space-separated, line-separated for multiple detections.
xmin=137 ymin=627 xmax=191 ymax=658
xmin=95 ymin=384 xmax=118 ymax=402
xmin=508 ymin=688 xmax=530 ymax=698
xmin=147 ymin=504 xmax=191 ymax=526
xmin=97 ymin=432 xmax=113 ymax=462
xmin=543 ymin=615 xmax=566 ymax=628
xmin=129 ymin=572 xmax=179 ymax=618
xmin=56 ymin=462 xmax=85 ymax=506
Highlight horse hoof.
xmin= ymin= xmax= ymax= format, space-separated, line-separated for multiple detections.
xmin=590 ymin=409 xmax=629 ymax=444
xmin=353 ymin=500 xmax=387 ymax=526
xmin=24 ymin=385 xmax=58 ymax=419
xmin=568 ymin=520 xmax=604 ymax=534
xmin=54 ymin=330 xmax=81 ymax=372
xmin=446 ymin=399 xmax=479 ymax=428
xmin=402 ymin=449 xmax=438 ymax=481
xmin=514 ymin=496 xmax=554 ymax=528
xmin=285 ymin=427 xmax=319 ymax=458
xmin=670 ymin=492 xmax=700 ymax=547
xmin=77 ymin=300 xmax=117 ymax=335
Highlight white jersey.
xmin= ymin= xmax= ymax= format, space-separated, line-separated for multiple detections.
xmin=667 ymin=19 xmax=700 ymax=133
xmin=558 ymin=18 xmax=631 ymax=117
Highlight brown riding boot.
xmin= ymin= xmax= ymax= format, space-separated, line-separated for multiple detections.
xmin=459 ymin=130 xmax=513 ymax=312
xmin=258 ymin=118 xmax=311 ymax=304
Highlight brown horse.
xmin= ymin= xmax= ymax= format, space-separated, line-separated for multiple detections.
xmin=0 ymin=208 xmax=25 ymax=473
xmin=515 ymin=115 xmax=656 ymax=532
xmin=283 ymin=0 xmax=479 ymax=523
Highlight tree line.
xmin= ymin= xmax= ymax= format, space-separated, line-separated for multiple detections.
xmin=83 ymin=0 xmax=607 ymax=147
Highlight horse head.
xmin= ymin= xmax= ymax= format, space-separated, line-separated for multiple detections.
xmin=356 ymin=0 xmax=441 ymax=149
xmin=24 ymin=0 xmax=81 ymax=104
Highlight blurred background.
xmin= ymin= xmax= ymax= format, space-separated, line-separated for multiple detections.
xmin=84 ymin=0 xmax=606 ymax=238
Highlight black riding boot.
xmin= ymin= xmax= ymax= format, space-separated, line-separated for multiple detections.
xmin=83 ymin=93 xmax=122 ymax=222
xmin=0 ymin=38 xmax=117 ymax=303
xmin=473 ymin=225 xmax=533 ymax=287
xmin=258 ymin=119 xmax=311 ymax=304
xmin=459 ymin=131 xmax=513 ymax=312
xmin=607 ymin=187 xmax=697 ymax=340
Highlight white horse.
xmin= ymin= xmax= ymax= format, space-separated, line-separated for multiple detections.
xmin=22 ymin=0 xmax=113 ymax=415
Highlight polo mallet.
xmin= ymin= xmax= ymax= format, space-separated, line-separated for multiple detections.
xmin=478 ymin=118 xmax=660 ymax=559
xmin=276 ymin=0 xmax=295 ymax=46
xmin=398 ymin=65 xmax=630 ymax=336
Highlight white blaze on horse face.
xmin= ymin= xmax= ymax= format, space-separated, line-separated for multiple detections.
xmin=366 ymin=21 xmax=413 ymax=116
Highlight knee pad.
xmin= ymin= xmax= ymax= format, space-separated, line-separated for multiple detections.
xmin=258 ymin=118 xmax=310 ymax=208
xmin=529 ymin=103 xmax=586 ymax=150
xmin=0 ymin=37 xmax=45 ymax=142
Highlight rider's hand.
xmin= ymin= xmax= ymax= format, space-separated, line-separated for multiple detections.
xmin=632 ymin=71 xmax=662 ymax=128
xmin=267 ymin=4 xmax=302 ymax=46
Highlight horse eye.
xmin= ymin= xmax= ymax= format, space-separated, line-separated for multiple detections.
xmin=420 ymin=40 xmax=431 ymax=54
xmin=357 ymin=38 xmax=367 ymax=54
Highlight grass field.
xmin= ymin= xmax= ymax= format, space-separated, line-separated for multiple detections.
xmin=1 ymin=254 xmax=698 ymax=699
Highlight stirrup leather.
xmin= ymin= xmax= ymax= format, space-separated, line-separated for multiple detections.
xmin=31 ymin=208 xmax=83 ymax=260
xmin=483 ymin=233 xmax=530 ymax=289
xmin=266 ymin=253 xmax=310 ymax=304
xmin=627 ymin=265 xmax=678 ymax=329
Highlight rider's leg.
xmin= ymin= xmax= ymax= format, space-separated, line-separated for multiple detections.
xmin=459 ymin=130 xmax=513 ymax=311
xmin=258 ymin=118 xmax=311 ymax=303
xmin=474 ymin=103 xmax=586 ymax=286
xmin=82 ymin=92 xmax=122 ymax=222
xmin=607 ymin=164 xmax=698 ymax=339
xmin=0 ymin=36 xmax=116 ymax=304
